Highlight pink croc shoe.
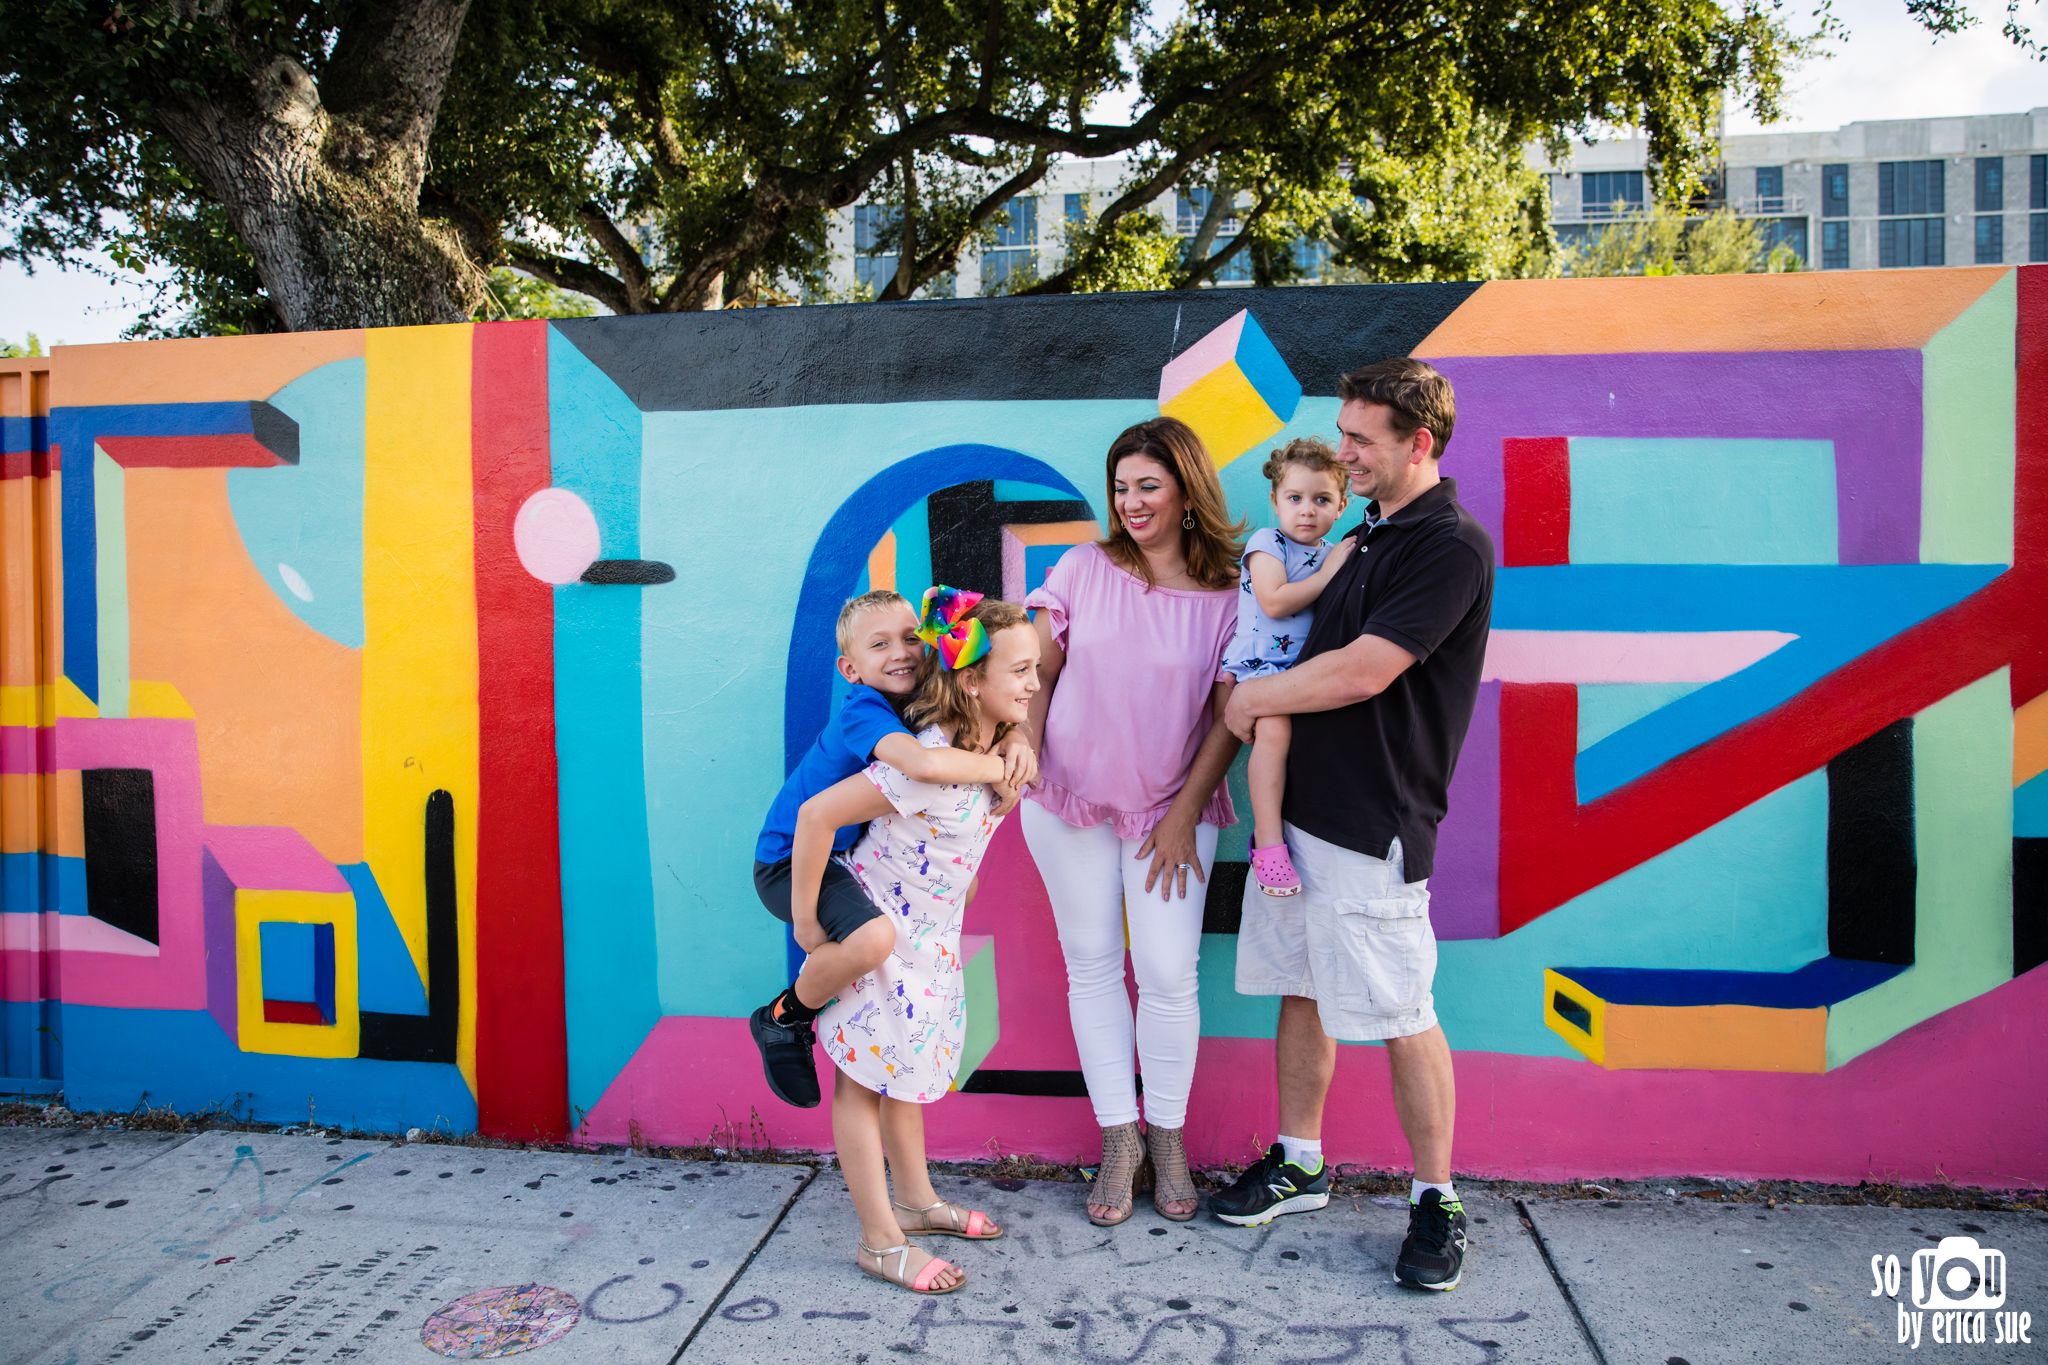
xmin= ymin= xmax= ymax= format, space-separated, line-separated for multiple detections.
xmin=1251 ymin=842 xmax=1302 ymax=896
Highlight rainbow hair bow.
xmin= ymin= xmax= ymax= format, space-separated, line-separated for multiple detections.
xmin=916 ymin=585 xmax=991 ymax=670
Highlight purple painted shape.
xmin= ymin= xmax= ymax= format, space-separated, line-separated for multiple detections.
xmin=1430 ymin=351 xmax=1925 ymax=567
xmin=0 ymin=726 xmax=36 ymax=774
xmin=201 ymin=848 xmax=238 ymax=1043
xmin=1432 ymin=679 xmax=1500 ymax=940
xmin=202 ymin=825 xmax=349 ymax=894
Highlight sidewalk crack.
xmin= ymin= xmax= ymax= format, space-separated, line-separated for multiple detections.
xmin=667 ymin=1163 xmax=820 ymax=1364
xmin=1514 ymin=1198 xmax=1609 ymax=1365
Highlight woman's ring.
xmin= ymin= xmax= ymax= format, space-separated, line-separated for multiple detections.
xmin=1176 ymin=863 xmax=1193 ymax=871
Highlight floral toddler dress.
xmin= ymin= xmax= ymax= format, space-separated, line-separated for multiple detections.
xmin=815 ymin=725 xmax=1006 ymax=1102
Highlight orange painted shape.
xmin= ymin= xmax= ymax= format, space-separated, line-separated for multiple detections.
xmin=54 ymin=332 xmax=364 ymax=407
xmin=0 ymin=772 xmax=38 ymax=854
xmin=1414 ymin=269 xmax=2011 ymax=357
xmin=122 ymin=467 xmax=363 ymax=864
xmin=1004 ymin=520 xmax=1102 ymax=547
xmin=868 ymin=529 xmax=897 ymax=592
xmin=2016 ymin=691 xmax=2048 ymax=787
xmin=0 ymin=475 xmax=40 ymax=689
xmin=1601 ymin=1001 xmax=1830 ymax=1073
xmin=53 ymin=769 xmax=81 ymax=857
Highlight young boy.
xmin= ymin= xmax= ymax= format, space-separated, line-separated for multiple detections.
xmin=749 ymin=589 xmax=1037 ymax=1108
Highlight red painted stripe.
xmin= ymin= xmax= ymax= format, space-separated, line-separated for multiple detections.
xmin=1502 ymin=436 xmax=1571 ymax=567
xmin=96 ymin=435 xmax=286 ymax=468
xmin=471 ymin=319 xmax=570 ymax=1140
xmin=263 ymin=999 xmax=328 ymax=1026
xmin=1499 ymin=268 xmax=2048 ymax=930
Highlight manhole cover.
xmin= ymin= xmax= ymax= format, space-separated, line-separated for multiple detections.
xmin=421 ymin=1285 xmax=581 ymax=1358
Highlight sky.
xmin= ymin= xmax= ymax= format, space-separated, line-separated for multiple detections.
xmin=2 ymin=0 xmax=2041 ymax=347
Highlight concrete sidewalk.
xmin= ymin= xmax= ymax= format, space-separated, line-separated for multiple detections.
xmin=3 ymin=1126 xmax=2043 ymax=1364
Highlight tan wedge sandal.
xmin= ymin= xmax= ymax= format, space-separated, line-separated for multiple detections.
xmin=858 ymin=1239 xmax=966 ymax=1294
xmin=1146 ymin=1124 xmax=1198 ymax=1222
xmin=1087 ymin=1121 xmax=1151 ymax=1227
xmin=894 ymin=1197 xmax=1003 ymax=1239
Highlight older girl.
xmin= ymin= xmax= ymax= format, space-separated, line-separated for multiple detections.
xmin=792 ymin=589 xmax=1040 ymax=1294
xmin=1020 ymin=416 xmax=1244 ymax=1225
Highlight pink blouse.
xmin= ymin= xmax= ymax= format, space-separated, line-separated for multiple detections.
xmin=1024 ymin=542 xmax=1239 ymax=840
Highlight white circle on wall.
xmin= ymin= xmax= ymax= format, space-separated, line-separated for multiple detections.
xmin=514 ymin=488 xmax=601 ymax=585
xmin=278 ymin=563 xmax=315 ymax=602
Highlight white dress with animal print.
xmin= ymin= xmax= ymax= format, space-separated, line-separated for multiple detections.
xmin=815 ymin=725 xmax=1003 ymax=1103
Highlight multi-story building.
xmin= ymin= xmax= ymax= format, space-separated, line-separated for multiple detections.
xmin=1538 ymin=108 xmax=2048 ymax=269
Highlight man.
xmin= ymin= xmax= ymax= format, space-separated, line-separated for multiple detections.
xmin=1212 ymin=358 xmax=1495 ymax=1291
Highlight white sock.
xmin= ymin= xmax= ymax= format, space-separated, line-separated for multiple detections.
xmin=1411 ymin=1178 xmax=1458 ymax=1206
xmin=1278 ymin=1135 xmax=1322 ymax=1172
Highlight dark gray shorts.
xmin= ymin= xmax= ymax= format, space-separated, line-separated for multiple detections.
xmin=754 ymin=857 xmax=885 ymax=943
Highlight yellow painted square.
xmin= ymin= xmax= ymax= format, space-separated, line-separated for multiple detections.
xmin=1542 ymin=968 xmax=1607 ymax=1065
xmin=234 ymin=888 xmax=359 ymax=1058
xmin=1159 ymin=362 xmax=1285 ymax=469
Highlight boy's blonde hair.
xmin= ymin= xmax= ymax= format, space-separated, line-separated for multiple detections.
xmin=1261 ymin=437 xmax=1348 ymax=500
xmin=836 ymin=589 xmax=914 ymax=654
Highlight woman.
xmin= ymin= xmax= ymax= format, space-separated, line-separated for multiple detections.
xmin=1020 ymin=416 xmax=1244 ymax=1225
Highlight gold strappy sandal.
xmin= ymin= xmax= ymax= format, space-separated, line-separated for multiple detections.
xmin=894 ymin=1197 xmax=1003 ymax=1239
xmin=1087 ymin=1121 xmax=1150 ymax=1227
xmin=857 ymin=1239 xmax=966 ymax=1294
xmin=1146 ymin=1124 xmax=1198 ymax=1222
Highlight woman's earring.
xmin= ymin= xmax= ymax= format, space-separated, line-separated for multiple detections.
xmin=1182 ymin=511 xmax=1195 ymax=530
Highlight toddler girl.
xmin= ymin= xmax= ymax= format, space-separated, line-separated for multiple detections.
xmin=786 ymin=588 xmax=1041 ymax=1294
xmin=1223 ymin=440 xmax=1353 ymax=896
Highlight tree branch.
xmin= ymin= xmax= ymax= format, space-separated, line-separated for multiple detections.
xmin=504 ymin=243 xmax=635 ymax=316
xmin=1178 ymin=186 xmax=1274 ymax=287
xmin=321 ymin=0 xmax=475 ymax=153
xmin=576 ymin=203 xmax=656 ymax=311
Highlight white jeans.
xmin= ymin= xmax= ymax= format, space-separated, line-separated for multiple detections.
xmin=1020 ymin=801 xmax=1219 ymax=1130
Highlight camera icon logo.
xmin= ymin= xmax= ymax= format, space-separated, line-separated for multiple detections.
xmin=1912 ymin=1236 xmax=2006 ymax=1310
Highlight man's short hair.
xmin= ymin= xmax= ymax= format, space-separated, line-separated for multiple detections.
xmin=1338 ymin=358 xmax=1457 ymax=459
xmin=836 ymin=589 xmax=914 ymax=655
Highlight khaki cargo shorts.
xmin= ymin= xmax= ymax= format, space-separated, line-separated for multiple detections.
xmin=1234 ymin=822 xmax=1438 ymax=1042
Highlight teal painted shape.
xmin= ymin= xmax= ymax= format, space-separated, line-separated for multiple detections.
xmin=891 ymin=497 xmax=932 ymax=601
xmin=1435 ymin=770 xmax=1831 ymax=1057
xmin=1577 ymin=682 xmax=1709 ymax=751
xmin=1492 ymin=564 xmax=2004 ymax=800
xmin=551 ymin=326 xmax=661 ymax=1115
xmin=638 ymin=398 xmax=1146 ymax=1020
xmin=1220 ymin=397 xmax=1345 ymax=522
xmin=341 ymin=862 xmax=427 ymax=1016
xmin=1569 ymin=438 xmax=1838 ymax=565
xmin=1229 ymin=313 xmax=1304 ymax=423
xmin=227 ymin=358 xmax=367 ymax=646
xmin=2017 ymin=770 xmax=2048 ymax=838
xmin=1197 ymin=932 xmax=1279 ymax=1037
xmin=258 ymin=921 xmax=317 ymax=1002
xmin=993 ymin=480 xmax=1081 ymax=502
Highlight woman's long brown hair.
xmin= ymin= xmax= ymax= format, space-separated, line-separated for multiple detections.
xmin=903 ymin=598 xmax=1030 ymax=752
xmin=1099 ymin=416 xmax=1245 ymax=591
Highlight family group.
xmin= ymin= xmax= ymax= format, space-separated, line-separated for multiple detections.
xmin=744 ymin=358 xmax=1496 ymax=1298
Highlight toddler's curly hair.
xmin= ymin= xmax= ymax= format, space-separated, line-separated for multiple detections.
xmin=1261 ymin=437 xmax=1347 ymax=500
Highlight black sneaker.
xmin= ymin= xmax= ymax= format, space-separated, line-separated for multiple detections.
xmin=1208 ymin=1143 xmax=1330 ymax=1226
xmin=1394 ymin=1188 xmax=1469 ymax=1290
xmin=748 ymin=1001 xmax=820 ymax=1108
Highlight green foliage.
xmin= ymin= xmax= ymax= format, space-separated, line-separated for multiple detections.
xmin=0 ymin=334 xmax=45 ymax=358
xmin=1058 ymin=210 xmax=1184 ymax=294
xmin=482 ymin=268 xmax=598 ymax=319
xmin=1559 ymin=204 xmax=1803 ymax=275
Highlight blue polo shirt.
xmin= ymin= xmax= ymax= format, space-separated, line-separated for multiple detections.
xmin=754 ymin=685 xmax=911 ymax=863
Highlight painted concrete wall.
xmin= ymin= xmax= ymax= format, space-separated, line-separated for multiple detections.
xmin=3 ymin=269 xmax=2044 ymax=1185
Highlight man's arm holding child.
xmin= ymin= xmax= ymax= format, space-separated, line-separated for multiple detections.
xmin=790 ymin=773 xmax=895 ymax=952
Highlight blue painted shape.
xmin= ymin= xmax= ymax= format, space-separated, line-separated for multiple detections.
xmin=259 ymin=921 xmax=318 ymax=1003
xmin=1492 ymin=564 xmax=2005 ymax=800
xmin=2016 ymin=771 xmax=2048 ymax=838
xmin=548 ymin=324 xmax=661 ymax=1116
xmin=890 ymin=498 xmax=931 ymax=599
xmin=3 ymin=853 xmax=88 ymax=916
xmin=55 ymin=855 xmax=85 ymax=914
xmin=993 ymin=480 xmax=1081 ymax=502
xmin=0 ymin=998 xmax=60 ymax=1084
xmin=313 ymin=923 xmax=336 ymax=1024
xmin=1576 ymin=682 xmax=1708 ymax=751
xmin=61 ymin=1004 xmax=476 ymax=1131
xmin=52 ymin=401 xmax=292 ymax=701
xmin=1555 ymin=956 xmax=1907 ymax=1008
xmin=341 ymin=862 xmax=428 ymax=1015
xmin=227 ymin=359 xmax=366 ymax=646
xmin=1435 ymin=771 xmax=1831 ymax=1057
xmin=1569 ymin=438 xmax=1839 ymax=565
xmin=1024 ymin=544 xmax=1069 ymax=598
xmin=1229 ymin=313 xmax=1303 ymax=423
xmin=1 ymin=415 xmax=47 ymax=456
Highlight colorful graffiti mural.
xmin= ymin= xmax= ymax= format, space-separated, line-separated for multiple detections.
xmin=1 ymin=269 xmax=2042 ymax=1184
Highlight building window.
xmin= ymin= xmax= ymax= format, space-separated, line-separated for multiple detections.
xmin=1822 ymin=164 xmax=1849 ymax=218
xmin=1759 ymin=217 xmax=1807 ymax=263
xmin=1064 ymin=193 xmax=1089 ymax=224
xmin=1878 ymin=161 xmax=1944 ymax=216
xmin=1580 ymin=171 xmax=1645 ymax=218
xmin=1878 ymin=217 xmax=1944 ymax=268
xmin=1755 ymin=166 xmax=1784 ymax=212
xmin=1976 ymin=157 xmax=2004 ymax=212
xmin=980 ymin=196 xmax=1039 ymax=293
xmin=2033 ymin=155 xmax=2046 ymax=210
xmin=1975 ymin=215 xmax=2004 ymax=263
xmin=2033 ymin=213 xmax=2047 ymax=263
xmin=1821 ymin=220 xmax=1850 ymax=269
xmin=853 ymin=204 xmax=898 ymax=292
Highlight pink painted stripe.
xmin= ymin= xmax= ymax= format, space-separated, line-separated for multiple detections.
xmin=1481 ymin=629 xmax=1797 ymax=684
xmin=0 ymin=726 xmax=39 ymax=774
xmin=202 ymin=825 xmax=348 ymax=893
xmin=1158 ymin=310 xmax=1247 ymax=404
